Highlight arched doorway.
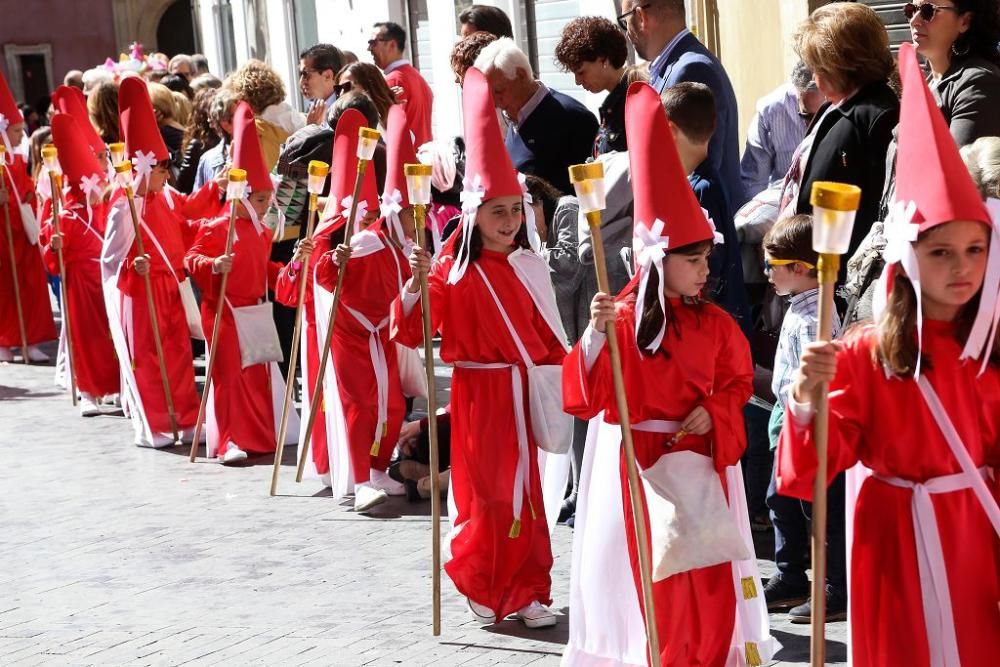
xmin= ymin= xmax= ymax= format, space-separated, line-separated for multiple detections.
xmin=156 ymin=0 xmax=197 ymax=56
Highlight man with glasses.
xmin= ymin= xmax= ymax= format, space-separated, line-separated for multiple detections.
xmin=618 ymin=0 xmax=745 ymax=207
xmin=298 ymin=43 xmax=346 ymax=126
xmin=368 ymin=21 xmax=434 ymax=146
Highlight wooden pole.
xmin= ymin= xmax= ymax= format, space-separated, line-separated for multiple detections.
xmin=413 ymin=203 xmax=442 ymax=635
xmin=122 ymin=179 xmax=181 ymax=445
xmin=0 ymin=164 xmax=29 ymax=364
xmin=270 ymin=193 xmax=321 ymax=495
xmin=295 ymin=163 xmax=367 ymax=482
xmin=189 ymin=184 xmax=243 ymax=462
xmin=810 ymin=252 xmax=837 ymax=667
xmin=47 ymin=171 xmax=78 ymax=405
xmin=585 ymin=210 xmax=662 ymax=667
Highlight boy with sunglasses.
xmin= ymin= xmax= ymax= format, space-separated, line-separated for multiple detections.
xmin=761 ymin=213 xmax=847 ymax=622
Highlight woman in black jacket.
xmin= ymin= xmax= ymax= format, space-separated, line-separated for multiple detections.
xmin=177 ymin=88 xmax=220 ymax=194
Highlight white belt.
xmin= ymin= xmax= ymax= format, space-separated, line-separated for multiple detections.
xmin=345 ymin=306 xmax=390 ymax=456
xmin=454 ymin=361 xmax=533 ymax=537
xmin=873 ymin=467 xmax=988 ymax=667
xmin=631 ymin=419 xmax=684 ymax=434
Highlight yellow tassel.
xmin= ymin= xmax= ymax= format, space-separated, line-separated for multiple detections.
xmin=508 ymin=518 xmax=521 ymax=539
xmin=370 ymin=440 xmax=380 ymax=457
xmin=529 ymin=500 xmax=537 ymax=520
xmin=382 ymin=422 xmax=388 ymax=437
xmin=741 ymin=576 xmax=758 ymax=600
xmin=745 ymin=642 xmax=762 ymax=666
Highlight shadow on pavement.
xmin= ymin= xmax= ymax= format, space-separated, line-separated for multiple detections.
xmin=773 ymin=628 xmax=848 ymax=663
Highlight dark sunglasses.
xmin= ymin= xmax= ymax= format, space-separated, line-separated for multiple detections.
xmin=616 ymin=3 xmax=651 ymax=31
xmin=903 ymin=2 xmax=960 ymax=22
xmin=367 ymin=37 xmax=391 ymax=47
xmin=334 ymin=81 xmax=353 ymax=96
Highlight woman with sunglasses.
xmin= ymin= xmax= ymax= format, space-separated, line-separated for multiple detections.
xmin=334 ymin=63 xmax=398 ymax=133
xmin=905 ymin=0 xmax=1000 ymax=146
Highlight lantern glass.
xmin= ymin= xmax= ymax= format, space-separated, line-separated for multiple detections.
xmin=41 ymin=146 xmax=61 ymax=174
xmin=568 ymin=162 xmax=606 ymax=213
xmin=226 ymin=168 xmax=248 ymax=201
xmin=307 ymin=160 xmax=329 ymax=194
xmin=114 ymin=161 xmax=133 ymax=187
xmin=404 ymin=164 xmax=433 ymax=206
xmin=357 ymin=128 xmax=380 ymax=161
xmin=108 ymin=143 xmax=126 ymax=166
xmin=809 ymin=182 xmax=862 ymax=254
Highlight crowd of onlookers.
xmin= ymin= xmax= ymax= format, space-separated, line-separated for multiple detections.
xmin=11 ymin=0 xmax=1000 ymax=624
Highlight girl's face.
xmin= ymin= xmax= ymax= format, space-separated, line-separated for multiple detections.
xmin=476 ymin=195 xmax=523 ymax=252
xmin=240 ymin=189 xmax=272 ymax=219
xmin=662 ymin=245 xmax=711 ymax=298
xmin=6 ymin=122 xmax=25 ymax=146
xmin=137 ymin=164 xmax=170 ymax=195
xmin=914 ymin=220 xmax=989 ymax=319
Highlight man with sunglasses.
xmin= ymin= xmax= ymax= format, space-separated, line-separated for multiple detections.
xmin=618 ymin=0 xmax=744 ymax=209
xmin=368 ymin=21 xmax=434 ymax=146
xmin=298 ymin=43 xmax=346 ymax=126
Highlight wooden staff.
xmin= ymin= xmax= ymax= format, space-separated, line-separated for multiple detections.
xmin=295 ymin=127 xmax=380 ymax=483
xmin=189 ymin=168 xmax=247 ymax=462
xmin=569 ymin=163 xmax=661 ymax=667
xmin=114 ymin=161 xmax=181 ymax=445
xmin=270 ymin=159 xmax=329 ymax=496
xmin=405 ymin=163 xmax=441 ymax=635
xmin=806 ymin=182 xmax=860 ymax=667
xmin=42 ymin=146 xmax=78 ymax=404
xmin=0 ymin=145 xmax=29 ymax=364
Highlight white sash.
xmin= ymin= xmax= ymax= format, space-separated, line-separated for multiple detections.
xmin=345 ymin=305 xmax=391 ymax=455
xmin=137 ymin=215 xmax=205 ymax=340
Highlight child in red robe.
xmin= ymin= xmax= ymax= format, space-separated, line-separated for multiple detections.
xmin=393 ymin=68 xmax=569 ymax=629
xmin=310 ymin=104 xmax=417 ymax=511
xmin=102 ymin=78 xmax=201 ymax=448
xmin=561 ymin=82 xmax=777 ymax=666
xmin=777 ymin=43 xmax=1000 ymax=666
xmin=44 ymin=113 xmax=121 ymax=415
xmin=185 ymin=102 xmax=293 ymax=464
xmin=0 ymin=69 xmax=57 ymax=362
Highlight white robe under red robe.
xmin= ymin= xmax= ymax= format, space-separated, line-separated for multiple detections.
xmin=778 ymin=321 xmax=1000 ymax=666
xmin=41 ymin=193 xmax=120 ymax=397
xmin=562 ymin=295 xmax=778 ymax=667
xmin=391 ymin=247 xmax=568 ymax=619
xmin=0 ymin=154 xmax=56 ymax=348
xmin=185 ymin=206 xmax=292 ymax=457
xmin=101 ymin=191 xmax=201 ymax=444
xmin=313 ymin=228 xmax=411 ymax=486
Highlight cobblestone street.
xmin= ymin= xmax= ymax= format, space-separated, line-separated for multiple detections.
xmin=0 ymin=343 xmax=846 ymax=666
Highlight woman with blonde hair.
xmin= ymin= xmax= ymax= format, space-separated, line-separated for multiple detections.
xmin=147 ymin=82 xmax=186 ymax=165
xmin=335 ymin=62 xmax=396 ymax=130
xmin=226 ymin=59 xmax=304 ymax=169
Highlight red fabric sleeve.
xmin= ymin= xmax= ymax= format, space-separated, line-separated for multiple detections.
xmin=266 ymin=260 xmax=283 ymax=290
xmin=776 ymin=329 xmax=871 ymax=501
xmin=390 ymin=255 xmax=448 ymax=348
xmin=313 ymin=248 xmax=340 ymax=292
xmin=40 ymin=218 xmax=59 ymax=275
xmin=179 ymin=181 xmax=223 ymax=220
xmin=701 ymin=312 xmax=754 ymax=471
xmin=562 ymin=331 xmax=612 ymax=422
xmin=183 ymin=221 xmax=224 ymax=292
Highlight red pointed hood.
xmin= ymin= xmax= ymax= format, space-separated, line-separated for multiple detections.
xmin=231 ymin=101 xmax=272 ymax=193
xmin=896 ymin=42 xmax=989 ymax=230
xmin=319 ymin=108 xmax=379 ymax=232
xmin=50 ymin=113 xmax=104 ymax=195
xmin=625 ymin=81 xmax=713 ymax=250
xmin=51 ymin=85 xmax=105 ymax=156
xmin=118 ymin=77 xmax=168 ymax=162
xmin=461 ymin=67 xmax=521 ymax=201
xmin=383 ymin=104 xmax=418 ymax=209
xmin=0 ymin=67 xmax=22 ymax=130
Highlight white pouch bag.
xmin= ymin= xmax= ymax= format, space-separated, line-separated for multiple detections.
xmin=526 ymin=364 xmax=573 ymax=454
xmin=640 ymin=450 xmax=749 ymax=581
xmin=19 ymin=203 xmax=40 ymax=245
xmin=178 ymin=278 xmax=206 ymax=340
xmin=229 ymin=300 xmax=283 ymax=369
xmin=396 ymin=343 xmax=428 ymax=398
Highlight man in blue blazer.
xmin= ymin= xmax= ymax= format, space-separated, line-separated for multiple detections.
xmin=620 ymin=0 xmax=745 ymax=207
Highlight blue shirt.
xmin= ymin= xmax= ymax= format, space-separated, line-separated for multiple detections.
xmin=648 ymin=28 xmax=691 ymax=91
xmin=193 ymin=140 xmax=227 ymax=191
xmin=771 ymin=288 xmax=841 ymax=408
xmin=741 ymin=84 xmax=809 ymax=198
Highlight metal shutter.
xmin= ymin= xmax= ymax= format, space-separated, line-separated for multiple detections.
xmin=858 ymin=1 xmax=911 ymax=52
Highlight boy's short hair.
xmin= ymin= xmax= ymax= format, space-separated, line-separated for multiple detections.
xmin=763 ymin=214 xmax=819 ymax=274
xmin=660 ymin=82 xmax=716 ymax=144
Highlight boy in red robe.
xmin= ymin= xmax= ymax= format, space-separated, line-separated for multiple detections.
xmin=561 ymin=82 xmax=777 ymax=666
xmin=0 ymin=69 xmax=57 ymax=362
xmin=44 ymin=113 xmax=121 ymax=415
xmin=777 ymin=43 xmax=1000 ymax=666
xmin=393 ymin=68 xmax=569 ymax=629
xmin=185 ymin=102 xmax=294 ymax=464
xmin=101 ymin=77 xmax=201 ymax=448
xmin=310 ymin=104 xmax=416 ymax=510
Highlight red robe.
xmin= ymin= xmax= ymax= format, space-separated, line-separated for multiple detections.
xmin=391 ymin=248 xmax=565 ymax=618
xmin=314 ymin=230 xmax=410 ymax=483
xmin=0 ymin=155 xmax=57 ymax=347
xmin=777 ymin=322 xmax=1000 ymax=666
xmin=274 ymin=233 xmax=333 ymax=474
xmin=185 ymin=207 xmax=283 ymax=455
xmin=41 ymin=193 xmax=120 ymax=396
xmin=106 ymin=191 xmax=200 ymax=438
xmin=563 ymin=296 xmax=754 ymax=666
xmin=386 ymin=64 xmax=434 ymax=148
